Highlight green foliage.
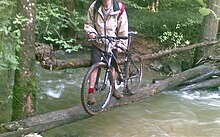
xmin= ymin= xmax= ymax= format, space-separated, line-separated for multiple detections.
xmin=36 ymin=3 xmax=84 ymax=53
xmin=197 ymin=0 xmax=211 ymax=17
xmin=127 ymin=0 xmax=202 ymax=72
xmin=123 ymin=0 xmax=147 ymax=9
xmin=129 ymin=9 xmax=202 ymax=42
xmin=197 ymin=0 xmax=220 ymax=20
xmin=0 ymin=14 xmax=29 ymax=71
xmin=159 ymin=24 xmax=190 ymax=48
xmin=129 ymin=0 xmax=199 ymax=9
xmin=0 ymin=0 xmax=21 ymax=71
xmin=0 ymin=17 xmax=24 ymax=71
xmin=197 ymin=0 xmax=207 ymax=7
xmin=161 ymin=0 xmax=199 ymax=9
xmin=199 ymin=7 xmax=211 ymax=16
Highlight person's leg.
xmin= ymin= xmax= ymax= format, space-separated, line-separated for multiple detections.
xmin=88 ymin=46 xmax=102 ymax=104
xmin=111 ymin=50 xmax=123 ymax=99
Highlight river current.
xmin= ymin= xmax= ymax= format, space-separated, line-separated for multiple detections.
xmin=35 ymin=64 xmax=220 ymax=137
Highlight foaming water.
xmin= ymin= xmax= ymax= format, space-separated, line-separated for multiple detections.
xmin=178 ymin=90 xmax=220 ymax=108
xmin=37 ymin=66 xmax=85 ymax=113
xmin=180 ymin=90 xmax=220 ymax=100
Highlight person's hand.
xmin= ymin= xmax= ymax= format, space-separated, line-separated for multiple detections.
xmin=116 ymin=43 xmax=126 ymax=53
xmin=88 ymin=32 xmax=96 ymax=39
xmin=117 ymin=47 xmax=123 ymax=53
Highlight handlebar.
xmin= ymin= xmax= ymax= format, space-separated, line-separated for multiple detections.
xmin=88 ymin=31 xmax=138 ymax=51
xmin=88 ymin=36 xmax=127 ymax=42
xmin=88 ymin=31 xmax=138 ymax=42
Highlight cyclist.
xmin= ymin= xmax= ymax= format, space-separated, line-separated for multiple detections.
xmin=84 ymin=0 xmax=128 ymax=104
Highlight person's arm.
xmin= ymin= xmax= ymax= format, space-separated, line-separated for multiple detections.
xmin=84 ymin=2 xmax=98 ymax=38
xmin=117 ymin=4 xmax=128 ymax=50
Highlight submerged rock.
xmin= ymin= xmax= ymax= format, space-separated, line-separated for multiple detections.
xmin=149 ymin=60 xmax=164 ymax=71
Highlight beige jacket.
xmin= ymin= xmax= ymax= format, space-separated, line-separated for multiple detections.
xmin=84 ymin=0 xmax=128 ymax=50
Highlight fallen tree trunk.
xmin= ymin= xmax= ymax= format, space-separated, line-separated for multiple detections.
xmin=35 ymin=42 xmax=91 ymax=70
xmin=1 ymin=64 xmax=218 ymax=136
xmin=35 ymin=40 xmax=220 ymax=70
xmin=141 ymin=40 xmax=220 ymax=60
xmin=179 ymin=77 xmax=220 ymax=91
xmin=1 ymin=106 xmax=89 ymax=137
xmin=182 ymin=70 xmax=220 ymax=85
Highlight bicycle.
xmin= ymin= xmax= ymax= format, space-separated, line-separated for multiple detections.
xmin=81 ymin=31 xmax=143 ymax=115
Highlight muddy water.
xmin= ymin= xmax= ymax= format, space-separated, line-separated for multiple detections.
xmin=35 ymin=64 xmax=220 ymax=137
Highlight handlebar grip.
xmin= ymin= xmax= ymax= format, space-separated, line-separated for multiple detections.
xmin=88 ymin=38 xmax=96 ymax=41
xmin=97 ymin=36 xmax=128 ymax=40
xmin=128 ymin=31 xmax=138 ymax=36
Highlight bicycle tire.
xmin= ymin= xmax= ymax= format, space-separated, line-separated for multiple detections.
xmin=81 ymin=62 xmax=113 ymax=115
xmin=126 ymin=54 xmax=143 ymax=95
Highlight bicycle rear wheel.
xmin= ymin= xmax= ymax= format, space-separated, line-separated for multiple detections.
xmin=126 ymin=54 xmax=143 ymax=95
xmin=81 ymin=62 xmax=113 ymax=115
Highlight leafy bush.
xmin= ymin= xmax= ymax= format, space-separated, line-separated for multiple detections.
xmin=159 ymin=24 xmax=190 ymax=48
xmin=36 ymin=2 xmax=84 ymax=53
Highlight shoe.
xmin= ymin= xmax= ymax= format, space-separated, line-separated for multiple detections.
xmin=112 ymin=89 xmax=123 ymax=99
xmin=88 ymin=93 xmax=96 ymax=105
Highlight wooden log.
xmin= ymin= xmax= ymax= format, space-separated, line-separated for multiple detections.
xmin=141 ymin=40 xmax=220 ymax=60
xmin=140 ymin=64 xmax=219 ymax=95
xmin=179 ymin=77 xmax=220 ymax=91
xmin=1 ymin=106 xmax=90 ymax=137
xmin=182 ymin=70 xmax=220 ymax=85
xmin=1 ymin=64 xmax=217 ymax=136
xmin=35 ymin=40 xmax=220 ymax=70
xmin=35 ymin=42 xmax=91 ymax=70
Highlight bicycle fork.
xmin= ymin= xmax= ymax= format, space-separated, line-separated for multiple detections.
xmin=95 ymin=55 xmax=113 ymax=91
xmin=103 ymin=55 xmax=113 ymax=88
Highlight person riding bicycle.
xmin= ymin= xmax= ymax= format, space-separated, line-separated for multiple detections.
xmin=84 ymin=0 xmax=128 ymax=104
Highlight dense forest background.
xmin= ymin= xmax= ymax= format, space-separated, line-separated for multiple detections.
xmin=0 ymin=0 xmax=215 ymax=73
xmin=0 ymin=0 xmax=205 ymax=73
xmin=1 ymin=0 xmax=220 ymax=131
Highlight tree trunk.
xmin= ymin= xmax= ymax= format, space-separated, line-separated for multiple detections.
xmin=12 ymin=0 xmax=37 ymax=120
xmin=148 ymin=0 xmax=159 ymax=12
xmin=193 ymin=0 xmax=220 ymax=65
xmin=61 ymin=0 xmax=76 ymax=38
xmin=1 ymin=64 xmax=219 ymax=136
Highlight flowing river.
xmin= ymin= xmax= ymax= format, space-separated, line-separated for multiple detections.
xmin=1 ymin=55 xmax=220 ymax=136
xmin=34 ymin=63 xmax=220 ymax=137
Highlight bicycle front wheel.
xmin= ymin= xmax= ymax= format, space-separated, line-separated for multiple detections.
xmin=81 ymin=62 xmax=113 ymax=115
xmin=126 ymin=54 xmax=143 ymax=95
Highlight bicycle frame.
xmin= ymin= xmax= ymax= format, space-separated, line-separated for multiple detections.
xmin=94 ymin=34 xmax=135 ymax=90
xmin=81 ymin=31 xmax=141 ymax=115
